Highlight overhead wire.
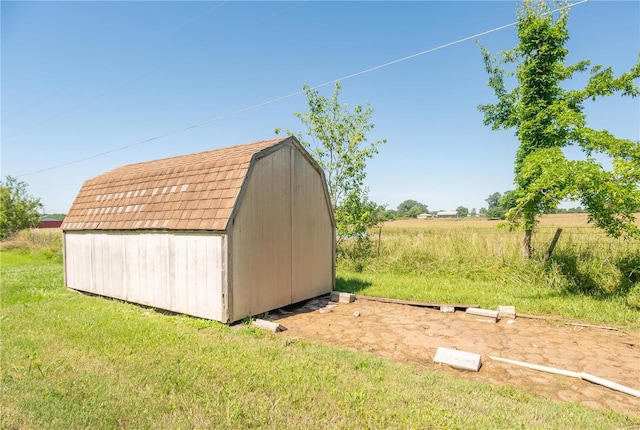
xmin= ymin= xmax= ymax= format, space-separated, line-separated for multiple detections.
xmin=16 ymin=0 xmax=589 ymax=178
xmin=4 ymin=1 xmax=305 ymax=141
xmin=3 ymin=1 xmax=230 ymax=122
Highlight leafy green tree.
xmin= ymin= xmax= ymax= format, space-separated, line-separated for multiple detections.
xmin=484 ymin=192 xmax=506 ymax=219
xmin=456 ymin=206 xmax=469 ymax=218
xmin=276 ymin=82 xmax=386 ymax=246
xmin=485 ymin=192 xmax=502 ymax=210
xmin=499 ymin=190 xmax=518 ymax=212
xmin=406 ymin=206 xmax=423 ymax=218
xmin=479 ymin=207 xmax=487 ymax=216
xmin=383 ymin=209 xmax=397 ymax=220
xmin=397 ymin=199 xmax=428 ymax=218
xmin=479 ymin=0 xmax=640 ymax=258
xmin=0 ymin=176 xmax=43 ymax=240
xmin=485 ymin=207 xmax=506 ymax=220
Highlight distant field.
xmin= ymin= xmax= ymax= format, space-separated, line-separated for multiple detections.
xmin=339 ymin=213 xmax=640 ymax=328
xmin=383 ymin=213 xmax=640 ymax=231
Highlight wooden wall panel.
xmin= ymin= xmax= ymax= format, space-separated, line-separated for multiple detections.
xmin=64 ymin=231 xmax=225 ymax=321
xmin=291 ymin=147 xmax=335 ymax=302
xmin=231 ymin=146 xmax=292 ymax=320
xmin=171 ymin=233 xmax=223 ymax=320
xmin=64 ymin=232 xmax=94 ymax=292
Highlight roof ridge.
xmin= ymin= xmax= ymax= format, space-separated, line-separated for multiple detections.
xmin=99 ymin=137 xmax=287 ymax=178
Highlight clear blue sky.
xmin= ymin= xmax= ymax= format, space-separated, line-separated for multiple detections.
xmin=2 ymin=1 xmax=639 ymax=214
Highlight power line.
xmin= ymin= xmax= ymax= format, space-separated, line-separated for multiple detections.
xmin=4 ymin=1 xmax=304 ymax=141
xmin=161 ymin=1 xmax=230 ymax=37
xmin=17 ymin=0 xmax=589 ymax=178
xmin=3 ymin=2 xmax=230 ymax=122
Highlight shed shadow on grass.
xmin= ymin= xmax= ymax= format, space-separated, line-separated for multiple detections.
xmin=547 ymin=250 xmax=639 ymax=300
xmin=336 ymin=276 xmax=372 ymax=294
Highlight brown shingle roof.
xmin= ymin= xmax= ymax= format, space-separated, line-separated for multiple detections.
xmin=62 ymin=137 xmax=288 ymax=231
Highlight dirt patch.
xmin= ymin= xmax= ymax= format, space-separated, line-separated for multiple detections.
xmin=271 ymin=296 xmax=640 ymax=418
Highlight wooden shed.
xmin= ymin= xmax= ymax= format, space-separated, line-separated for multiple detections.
xmin=62 ymin=137 xmax=335 ymax=323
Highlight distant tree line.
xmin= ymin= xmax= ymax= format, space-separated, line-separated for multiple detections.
xmin=1 ymin=176 xmax=43 ymax=240
xmin=45 ymin=213 xmax=66 ymax=220
xmin=374 ymin=193 xmax=589 ymax=222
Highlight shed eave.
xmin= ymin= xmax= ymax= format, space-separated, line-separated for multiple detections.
xmin=62 ymin=228 xmax=227 ymax=235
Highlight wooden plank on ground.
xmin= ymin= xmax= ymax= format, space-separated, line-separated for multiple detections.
xmin=517 ymin=314 xmax=620 ymax=331
xmin=434 ymin=347 xmax=482 ymax=371
xmin=355 ymin=295 xmax=479 ymax=310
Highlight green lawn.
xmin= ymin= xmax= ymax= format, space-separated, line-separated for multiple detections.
xmin=2 ymin=248 xmax=639 ymax=429
xmin=337 ymin=217 xmax=640 ymax=330
xmin=336 ymin=269 xmax=640 ymax=329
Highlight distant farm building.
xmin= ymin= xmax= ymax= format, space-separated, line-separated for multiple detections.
xmin=436 ymin=211 xmax=459 ymax=218
xmin=416 ymin=213 xmax=433 ymax=219
xmin=62 ymin=137 xmax=335 ymax=323
xmin=40 ymin=216 xmax=63 ymax=229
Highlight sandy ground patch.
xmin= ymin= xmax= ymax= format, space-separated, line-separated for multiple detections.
xmin=269 ymin=296 xmax=640 ymax=417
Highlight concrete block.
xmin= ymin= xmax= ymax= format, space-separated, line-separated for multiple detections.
xmin=465 ymin=307 xmax=499 ymax=323
xmin=330 ymin=291 xmax=355 ymax=304
xmin=434 ymin=347 xmax=482 ymax=372
xmin=252 ymin=319 xmax=285 ymax=332
xmin=497 ymin=305 xmax=516 ymax=319
xmin=440 ymin=306 xmax=455 ymax=313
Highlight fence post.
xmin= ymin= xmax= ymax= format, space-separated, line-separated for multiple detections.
xmin=543 ymin=228 xmax=562 ymax=262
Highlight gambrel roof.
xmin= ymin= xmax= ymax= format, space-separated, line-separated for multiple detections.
xmin=62 ymin=137 xmax=292 ymax=231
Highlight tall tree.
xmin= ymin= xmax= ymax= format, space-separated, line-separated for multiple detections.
xmin=0 ymin=176 xmax=43 ymax=240
xmin=277 ymin=82 xmax=386 ymax=245
xmin=456 ymin=206 xmax=469 ymax=218
xmin=479 ymin=0 xmax=640 ymax=258
xmin=485 ymin=192 xmax=506 ymax=219
xmin=485 ymin=192 xmax=502 ymax=209
xmin=397 ymin=199 xmax=428 ymax=218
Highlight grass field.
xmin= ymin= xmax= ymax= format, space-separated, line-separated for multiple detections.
xmin=2 ymin=217 xmax=639 ymax=428
xmin=2 ymin=245 xmax=640 ymax=428
xmin=338 ymin=214 xmax=640 ymax=329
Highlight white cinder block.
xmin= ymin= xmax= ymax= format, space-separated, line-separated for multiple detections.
xmin=434 ymin=347 xmax=482 ymax=372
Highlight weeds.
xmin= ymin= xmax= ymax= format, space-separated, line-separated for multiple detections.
xmin=338 ymin=216 xmax=640 ymax=327
xmin=1 ymin=229 xmax=62 ymax=262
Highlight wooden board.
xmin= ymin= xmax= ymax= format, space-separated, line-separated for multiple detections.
xmin=356 ymin=295 xmax=478 ymax=310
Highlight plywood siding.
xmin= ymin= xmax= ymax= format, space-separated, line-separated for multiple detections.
xmin=231 ymin=146 xmax=293 ymax=320
xmin=64 ymin=231 xmax=225 ymax=321
xmin=230 ymin=143 xmax=334 ymax=321
xmin=291 ymin=146 xmax=335 ymax=302
xmin=64 ymin=232 xmax=94 ymax=292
